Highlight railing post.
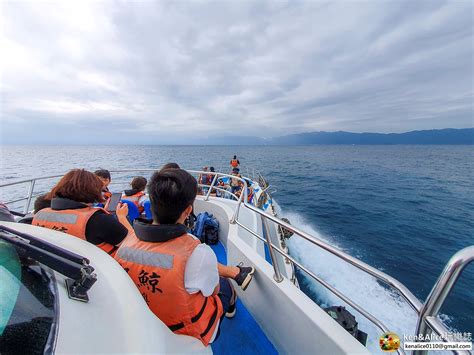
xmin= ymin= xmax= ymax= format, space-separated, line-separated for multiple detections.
xmin=204 ymin=173 xmax=218 ymax=201
xmin=414 ymin=246 xmax=474 ymax=355
xmin=229 ymin=191 xmax=243 ymax=224
xmin=229 ymin=177 xmax=247 ymax=224
xmin=262 ymin=217 xmax=284 ymax=283
xmin=243 ymin=178 xmax=248 ymax=205
xmin=24 ymin=180 xmax=35 ymax=214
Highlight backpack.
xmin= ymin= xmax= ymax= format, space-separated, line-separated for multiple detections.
xmin=192 ymin=212 xmax=219 ymax=245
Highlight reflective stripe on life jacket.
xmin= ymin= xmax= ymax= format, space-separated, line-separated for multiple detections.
xmin=115 ymin=232 xmax=223 ymax=346
xmin=32 ymin=207 xmax=119 ymax=256
xmin=230 ymin=159 xmax=239 ymax=167
xmin=121 ymin=191 xmax=145 ymax=213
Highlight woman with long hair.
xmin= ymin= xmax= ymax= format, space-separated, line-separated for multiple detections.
xmin=32 ymin=169 xmax=132 ymax=256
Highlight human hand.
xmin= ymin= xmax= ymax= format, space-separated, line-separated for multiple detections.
xmin=116 ymin=202 xmax=129 ymax=219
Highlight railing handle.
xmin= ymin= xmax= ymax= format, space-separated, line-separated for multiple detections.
xmin=204 ymin=174 xmax=218 ymax=201
xmin=229 ymin=179 xmax=248 ymax=224
xmin=261 ymin=217 xmax=284 ymax=283
xmin=414 ymin=246 xmax=474 ymax=355
xmin=23 ymin=180 xmax=36 ymax=214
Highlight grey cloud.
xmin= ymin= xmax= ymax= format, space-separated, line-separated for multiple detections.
xmin=1 ymin=0 xmax=472 ymax=144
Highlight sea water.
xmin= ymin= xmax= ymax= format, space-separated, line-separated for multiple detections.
xmin=1 ymin=145 xmax=472 ymax=349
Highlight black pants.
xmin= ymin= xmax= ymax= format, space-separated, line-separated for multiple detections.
xmin=213 ymin=277 xmax=235 ymax=343
xmin=217 ymin=277 xmax=234 ymax=312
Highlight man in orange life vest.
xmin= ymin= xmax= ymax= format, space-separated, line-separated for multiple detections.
xmin=115 ymin=168 xmax=255 ymax=346
xmin=230 ymin=155 xmax=240 ymax=169
xmin=122 ymin=176 xmax=148 ymax=213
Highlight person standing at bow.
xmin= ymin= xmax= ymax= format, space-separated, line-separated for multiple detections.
xmin=229 ymin=155 xmax=240 ymax=170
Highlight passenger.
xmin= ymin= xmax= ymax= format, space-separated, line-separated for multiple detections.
xmin=215 ymin=178 xmax=228 ymax=198
xmin=207 ymin=167 xmax=217 ymax=195
xmin=239 ymin=180 xmax=254 ymax=204
xmin=122 ymin=176 xmax=148 ymax=214
xmin=161 ymin=162 xmax=180 ymax=170
xmin=34 ymin=194 xmax=51 ymax=214
xmin=32 ymin=169 xmax=132 ymax=256
xmin=229 ymin=168 xmax=242 ymax=196
xmin=115 ymin=168 xmax=255 ymax=346
xmin=198 ymin=166 xmax=209 ymax=194
xmin=0 ymin=202 xmax=15 ymax=222
xmin=94 ymin=169 xmax=112 ymax=200
xmin=16 ymin=194 xmax=52 ymax=225
xmin=230 ymin=155 xmax=240 ymax=169
xmin=208 ymin=167 xmax=216 ymax=183
xmin=160 ymin=162 xmax=197 ymax=227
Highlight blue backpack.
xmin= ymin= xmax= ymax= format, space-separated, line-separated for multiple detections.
xmin=192 ymin=212 xmax=219 ymax=245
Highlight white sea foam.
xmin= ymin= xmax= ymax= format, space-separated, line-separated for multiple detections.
xmin=273 ymin=202 xmax=421 ymax=353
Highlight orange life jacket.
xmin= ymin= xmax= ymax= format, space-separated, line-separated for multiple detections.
xmin=32 ymin=206 xmax=119 ymax=256
xmin=115 ymin=232 xmax=223 ymax=346
xmin=121 ymin=191 xmax=145 ymax=213
xmin=247 ymin=188 xmax=254 ymax=203
xmin=206 ymin=174 xmax=215 ymax=186
xmin=103 ymin=189 xmax=112 ymax=200
xmin=230 ymin=159 xmax=239 ymax=168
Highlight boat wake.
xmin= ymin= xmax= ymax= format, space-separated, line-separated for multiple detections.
xmin=273 ymin=203 xmax=421 ymax=353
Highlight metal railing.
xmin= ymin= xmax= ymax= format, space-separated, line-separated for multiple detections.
xmin=0 ymin=169 xmax=472 ymax=354
xmin=235 ymin=203 xmax=472 ymax=355
xmin=194 ymin=171 xmax=472 ymax=355
xmin=0 ymin=174 xmax=64 ymax=213
xmin=414 ymin=246 xmax=474 ymax=355
xmin=0 ymin=169 xmax=241 ymax=213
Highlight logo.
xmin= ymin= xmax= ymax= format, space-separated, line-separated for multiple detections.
xmin=379 ymin=332 xmax=401 ymax=352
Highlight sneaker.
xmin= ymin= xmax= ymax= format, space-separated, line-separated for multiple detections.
xmin=225 ymin=287 xmax=238 ymax=318
xmin=234 ymin=262 xmax=255 ymax=291
xmin=225 ymin=301 xmax=237 ymax=318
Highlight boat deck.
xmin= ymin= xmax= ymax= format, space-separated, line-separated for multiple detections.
xmin=210 ymin=242 xmax=277 ymax=355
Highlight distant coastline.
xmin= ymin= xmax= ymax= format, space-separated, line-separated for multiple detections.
xmin=200 ymin=128 xmax=474 ymax=145
xmin=1 ymin=128 xmax=473 ymax=146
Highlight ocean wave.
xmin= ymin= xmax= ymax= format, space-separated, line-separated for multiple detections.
xmin=274 ymin=202 xmax=454 ymax=353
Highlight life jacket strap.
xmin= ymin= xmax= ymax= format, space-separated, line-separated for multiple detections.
xmin=199 ymin=306 xmax=219 ymax=338
xmin=107 ymin=244 xmax=119 ymax=255
xmin=168 ymin=322 xmax=185 ymax=331
xmin=191 ymin=298 xmax=208 ymax=322
xmin=167 ymin=297 xmax=215 ymax=334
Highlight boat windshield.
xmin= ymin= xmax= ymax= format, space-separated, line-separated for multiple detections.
xmin=0 ymin=240 xmax=57 ymax=354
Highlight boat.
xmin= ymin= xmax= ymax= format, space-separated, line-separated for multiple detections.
xmin=0 ymin=168 xmax=472 ymax=355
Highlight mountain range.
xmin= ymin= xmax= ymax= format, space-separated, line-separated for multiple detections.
xmin=197 ymin=128 xmax=474 ymax=145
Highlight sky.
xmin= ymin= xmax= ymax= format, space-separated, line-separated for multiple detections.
xmin=0 ymin=0 xmax=473 ymax=144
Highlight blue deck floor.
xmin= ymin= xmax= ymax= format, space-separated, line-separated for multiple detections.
xmin=210 ymin=242 xmax=277 ymax=355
